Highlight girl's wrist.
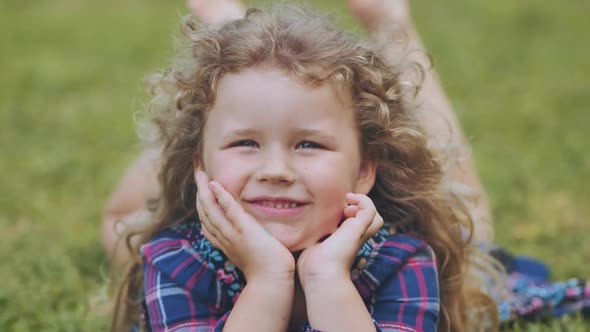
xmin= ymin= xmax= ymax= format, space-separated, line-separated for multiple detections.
xmin=299 ymin=271 xmax=351 ymax=293
xmin=303 ymin=278 xmax=374 ymax=332
xmin=247 ymin=270 xmax=296 ymax=286
xmin=246 ymin=275 xmax=295 ymax=298
xmin=242 ymin=253 xmax=296 ymax=284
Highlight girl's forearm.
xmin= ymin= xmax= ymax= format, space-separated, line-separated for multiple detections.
xmin=223 ymin=278 xmax=294 ymax=332
xmin=303 ymin=277 xmax=376 ymax=332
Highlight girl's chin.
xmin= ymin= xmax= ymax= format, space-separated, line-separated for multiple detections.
xmin=272 ymin=233 xmax=318 ymax=252
xmin=261 ymin=221 xmax=339 ymax=251
xmin=280 ymin=239 xmax=313 ymax=253
xmin=277 ymin=232 xmax=336 ymax=253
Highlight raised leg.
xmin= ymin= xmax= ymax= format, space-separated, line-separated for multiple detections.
xmin=348 ymin=0 xmax=494 ymax=243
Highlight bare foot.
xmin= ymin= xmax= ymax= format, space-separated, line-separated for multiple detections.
xmin=347 ymin=0 xmax=412 ymax=34
xmin=187 ymin=0 xmax=246 ymax=27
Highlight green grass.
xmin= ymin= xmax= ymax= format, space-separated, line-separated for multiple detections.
xmin=0 ymin=0 xmax=588 ymax=330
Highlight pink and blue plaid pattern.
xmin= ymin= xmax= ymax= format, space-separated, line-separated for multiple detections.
xmin=141 ymin=220 xmax=439 ymax=332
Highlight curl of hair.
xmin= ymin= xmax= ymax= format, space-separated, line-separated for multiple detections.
xmin=111 ymin=5 xmax=498 ymax=331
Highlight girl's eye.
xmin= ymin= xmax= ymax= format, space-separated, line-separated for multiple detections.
xmin=297 ymin=141 xmax=322 ymax=149
xmin=231 ymin=140 xmax=258 ymax=148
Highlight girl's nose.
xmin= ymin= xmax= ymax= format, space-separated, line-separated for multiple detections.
xmin=255 ymin=151 xmax=296 ymax=184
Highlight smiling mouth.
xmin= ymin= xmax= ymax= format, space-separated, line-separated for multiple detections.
xmin=245 ymin=200 xmax=308 ymax=217
xmin=254 ymin=200 xmax=305 ymax=209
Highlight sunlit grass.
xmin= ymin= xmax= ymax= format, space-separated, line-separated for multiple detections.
xmin=0 ymin=0 xmax=587 ymax=330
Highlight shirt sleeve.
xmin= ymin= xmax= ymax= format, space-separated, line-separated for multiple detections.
xmin=371 ymin=244 xmax=440 ymax=332
xmin=142 ymin=235 xmax=230 ymax=332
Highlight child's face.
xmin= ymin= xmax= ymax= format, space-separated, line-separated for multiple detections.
xmin=198 ymin=67 xmax=376 ymax=251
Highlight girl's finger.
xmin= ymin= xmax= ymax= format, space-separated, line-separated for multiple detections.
xmin=197 ymin=192 xmax=222 ymax=238
xmin=209 ymin=181 xmax=248 ymax=229
xmin=353 ymin=193 xmax=376 ymax=211
xmin=343 ymin=205 xmax=359 ymax=219
xmin=198 ymin=191 xmax=233 ymax=250
xmin=339 ymin=194 xmax=378 ymax=240
xmin=363 ymin=213 xmax=384 ymax=242
xmin=196 ymin=172 xmax=235 ymax=236
xmin=345 ymin=192 xmax=361 ymax=205
xmin=200 ymin=220 xmax=224 ymax=250
xmin=354 ymin=203 xmax=376 ymax=229
xmin=351 ymin=194 xmax=378 ymax=228
xmin=198 ymin=195 xmax=234 ymax=250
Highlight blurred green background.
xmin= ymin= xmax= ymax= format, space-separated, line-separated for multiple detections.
xmin=0 ymin=0 xmax=588 ymax=330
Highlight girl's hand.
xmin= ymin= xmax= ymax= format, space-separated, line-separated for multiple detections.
xmin=296 ymin=193 xmax=383 ymax=288
xmin=195 ymin=171 xmax=295 ymax=283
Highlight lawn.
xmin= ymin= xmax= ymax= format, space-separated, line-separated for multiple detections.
xmin=0 ymin=0 xmax=588 ymax=330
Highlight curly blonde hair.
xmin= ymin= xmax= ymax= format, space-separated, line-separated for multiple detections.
xmin=111 ymin=5 xmax=498 ymax=331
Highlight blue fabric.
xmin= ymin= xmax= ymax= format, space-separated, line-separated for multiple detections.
xmin=512 ymin=256 xmax=550 ymax=282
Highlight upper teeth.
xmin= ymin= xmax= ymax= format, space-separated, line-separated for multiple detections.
xmin=259 ymin=201 xmax=299 ymax=209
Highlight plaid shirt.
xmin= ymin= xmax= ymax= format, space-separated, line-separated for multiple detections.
xmin=141 ymin=220 xmax=439 ymax=332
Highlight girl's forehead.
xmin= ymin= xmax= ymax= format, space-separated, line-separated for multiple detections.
xmin=201 ymin=68 xmax=359 ymax=143
xmin=214 ymin=66 xmax=353 ymax=104
xmin=211 ymin=67 xmax=355 ymax=120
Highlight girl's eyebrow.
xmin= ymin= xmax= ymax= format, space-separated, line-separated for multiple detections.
xmin=222 ymin=128 xmax=338 ymax=143
xmin=222 ymin=128 xmax=259 ymax=140
xmin=294 ymin=129 xmax=337 ymax=143
xmin=219 ymin=128 xmax=260 ymax=146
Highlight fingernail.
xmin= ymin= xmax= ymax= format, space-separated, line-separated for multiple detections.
xmin=208 ymin=181 xmax=215 ymax=191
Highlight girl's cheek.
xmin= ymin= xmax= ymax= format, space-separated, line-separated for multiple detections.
xmin=209 ymin=168 xmax=247 ymax=198
xmin=212 ymin=174 xmax=238 ymax=193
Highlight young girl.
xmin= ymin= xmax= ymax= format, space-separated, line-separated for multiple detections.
xmin=103 ymin=0 xmax=494 ymax=272
xmin=111 ymin=5 xmax=496 ymax=332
